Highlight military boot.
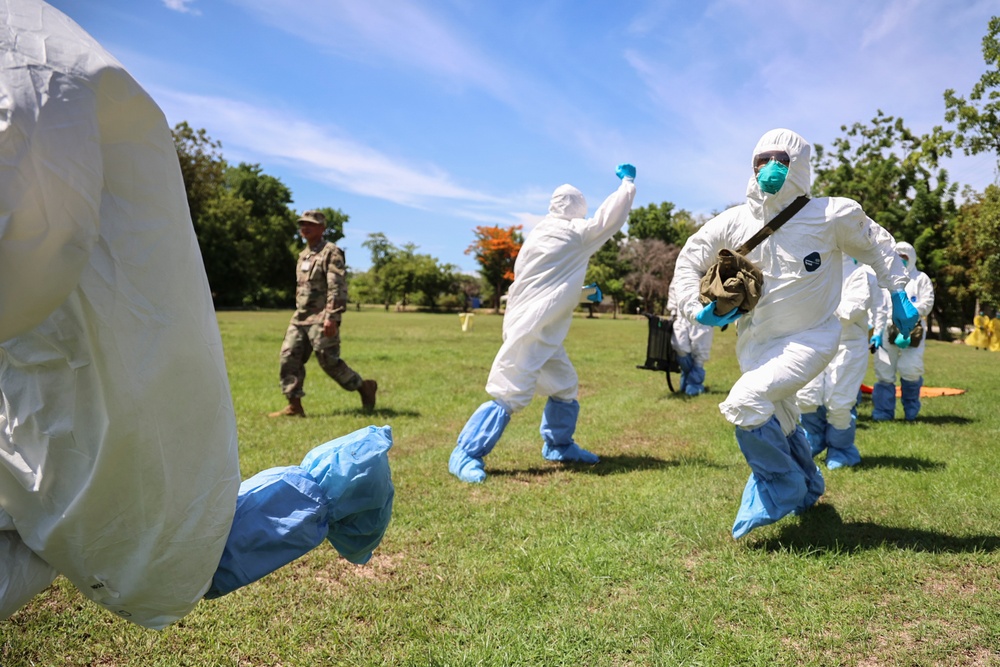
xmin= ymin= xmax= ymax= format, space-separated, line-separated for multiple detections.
xmin=358 ymin=379 xmax=378 ymax=412
xmin=269 ymin=396 xmax=305 ymax=418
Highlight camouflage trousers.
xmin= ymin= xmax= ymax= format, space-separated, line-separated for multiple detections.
xmin=278 ymin=322 xmax=363 ymax=398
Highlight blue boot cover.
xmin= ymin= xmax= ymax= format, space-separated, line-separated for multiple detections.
xmin=871 ymin=382 xmax=896 ymax=421
xmin=900 ymin=376 xmax=923 ymax=421
xmin=825 ymin=423 xmax=860 ymax=469
xmin=786 ymin=426 xmax=825 ymax=512
xmin=685 ymin=363 xmax=706 ymax=396
xmin=731 ymin=417 xmax=821 ymax=539
xmin=800 ymin=406 xmax=828 ymax=456
xmin=541 ymin=398 xmax=599 ymax=464
xmin=301 ymin=425 xmax=395 ymax=564
xmin=676 ymin=354 xmax=694 ymax=394
xmin=207 ymin=425 xmax=394 ymax=598
xmin=450 ymin=401 xmax=510 ymax=483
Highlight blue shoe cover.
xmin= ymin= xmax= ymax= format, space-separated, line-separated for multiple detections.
xmin=449 ymin=447 xmax=486 ymax=483
xmin=676 ymin=354 xmax=694 ymax=393
xmin=800 ymin=407 xmax=827 ymax=456
xmin=456 ymin=401 xmax=510 ymax=458
xmin=825 ymin=424 xmax=860 ymax=469
xmin=732 ymin=472 xmax=806 ymax=539
xmin=685 ymin=364 xmax=706 ymax=396
xmin=450 ymin=401 xmax=510 ymax=483
xmin=731 ymin=418 xmax=821 ymax=538
xmin=542 ymin=441 xmax=599 ymax=464
xmin=540 ymin=398 xmax=598 ymax=463
xmin=300 ymin=425 xmax=395 ymax=565
xmin=787 ymin=427 xmax=824 ymax=512
xmin=871 ymin=382 xmax=896 ymax=421
xmin=207 ymin=425 xmax=394 ymax=598
xmin=900 ymin=376 xmax=922 ymax=421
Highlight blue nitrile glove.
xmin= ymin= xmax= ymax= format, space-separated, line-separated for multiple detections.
xmin=696 ymin=301 xmax=743 ymax=327
xmin=890 ymin=290 xmax=919 ymax=337
xmin=616 ymin=163 xmax=636 ymax=181
xmin=894 ymin=333 xmax=911 ymax=349
xmin=869 ymin=334 xmax=883 ymax=351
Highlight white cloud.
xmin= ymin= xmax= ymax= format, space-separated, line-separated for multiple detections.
xmin=224 ymin=0 xmax=515 ymax=103
xmin=162 ymin=0 xmax=200 ymax=15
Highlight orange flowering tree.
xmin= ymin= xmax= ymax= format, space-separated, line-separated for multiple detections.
xmin=466 ymin=225 xmax=523 ymax=312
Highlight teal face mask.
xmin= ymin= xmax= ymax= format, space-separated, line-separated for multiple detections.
xmin=756 ymin=160 xmax=788 ymax=194
xmin=902 ymin=259 xmax=909 ymax=267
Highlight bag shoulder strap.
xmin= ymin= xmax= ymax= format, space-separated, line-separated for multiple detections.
xmin=735 ymin=195 xmax=810 ymax=255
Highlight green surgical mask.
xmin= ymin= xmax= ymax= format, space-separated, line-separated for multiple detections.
xmin=902 ymin=259 xmax=909 ymax=267
xmin=756 ymin=160 xmax=788 ymax=194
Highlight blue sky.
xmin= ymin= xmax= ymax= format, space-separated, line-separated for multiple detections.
xmin=50 ymin=0 xmax=998 ymax=273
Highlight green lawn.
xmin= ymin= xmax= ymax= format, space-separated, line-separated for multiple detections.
xmin=3 ymin=309 xmax=1000 ymax=666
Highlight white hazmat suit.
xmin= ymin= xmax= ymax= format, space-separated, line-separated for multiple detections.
xmin=449 ymin=169 xmax=636 ymax=483
xmin=672 ymin=129 xmax=913 ymax=538
xmin=667 ymin=280 xmax=714 ymax=396
xmin=796 ymin=257 xmax=882 ymax=468
xmin=871 ymin=241 xmax=935 ymax=421
xmin=1 ymin=0 xmax=393 ymax=629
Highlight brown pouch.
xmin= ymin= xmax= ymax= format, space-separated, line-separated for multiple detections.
xmin=698 ymin=248 xmax=764 ymax=314
xmin=888 ymin=321 xmax=924 ymax=347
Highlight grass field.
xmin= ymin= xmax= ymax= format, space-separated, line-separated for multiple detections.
xmin=3 ymin=309 xmax=1000 ymax=666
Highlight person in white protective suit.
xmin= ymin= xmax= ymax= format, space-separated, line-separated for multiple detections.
xmin=870 ymin=241 xmax=935 ymax=421
xmin=449 ymin=165 xmax=637 ymax=483
xmin=667 ymin=280 xmax=715 ymax=396
xmin=795 ymin=256 xmax=883 ymax=469
xmin=0 ymin=0 xmax=393 ymax=629
xmin=671 ymin=128 xmax=918 ymax=539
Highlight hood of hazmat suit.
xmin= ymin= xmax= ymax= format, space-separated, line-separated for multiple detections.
xmin=0 ymin=0 xmax=241 ymax=629
xmin=894 ymin=241 xmax=918 ymax=278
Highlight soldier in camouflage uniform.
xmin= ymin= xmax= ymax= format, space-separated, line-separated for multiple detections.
xmin=269 ymin=210 xmax=377 ymax=417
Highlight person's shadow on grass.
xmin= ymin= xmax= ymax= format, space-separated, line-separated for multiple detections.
xmin=490 ymin=453 xmax=728 ymax=479
xmin=854 ymin=455 xmax=945 ymax=472
xmin=857 ymin=414 xmax=973 ymax=427
xmin=754 ymin=503 xmax=1000 ymax=554
xmin=321 ymin=407 xmax=421 ymax=418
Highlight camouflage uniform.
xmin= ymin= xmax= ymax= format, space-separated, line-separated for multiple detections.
xmin=278 ymin=240 xmax=364 ymax=397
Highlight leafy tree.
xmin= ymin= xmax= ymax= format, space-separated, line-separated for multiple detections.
xmin=171 ymin=123 xmax=306 ymax=308
xmin=627 ymin=202 xmax=696 ymax=246
xmin=466 ymin=225 xmax=523 ymax=312
xmin=357 ymin=234 xmax=459 ymax=310
xmin=944 ymin=16 xmax=1000 ymax=170
xmin=172 ymin=121 xmax=226 ymax=224
xmin=947 ymin=185 xmax=1000 ymax=310
xmin=811 ymin=111 xmax=962 ymax=336
xmin=313 ymin=207 xmax=349 ymax=244
xmin=585 ymin=231 xmax=631 ymax=318
xmin=226 ymin=163 xmax=298 ymax=307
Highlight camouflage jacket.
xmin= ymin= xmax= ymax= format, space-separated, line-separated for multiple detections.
xmin=292 ymin=240 xmax=347 ymax=325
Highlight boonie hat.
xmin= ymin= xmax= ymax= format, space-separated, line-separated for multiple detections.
xmin=298 ymin=210 xmax=327 ymax=226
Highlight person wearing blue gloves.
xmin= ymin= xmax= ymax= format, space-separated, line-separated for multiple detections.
xmin=0 ymin=1 xmax=393 ymax=629
xmin=671 ymin=128 xmax=916 ymax=539
xmin=796 ymin=257 xmax=883 ymax=468
xmin=449 ymin=165 xmax=637 ymax=483
xmin=870 ymin=241 xmax=936 ymax=421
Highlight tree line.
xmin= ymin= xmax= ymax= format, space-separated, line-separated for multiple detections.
xmin=173 ymin=16 xmax=1000 ymax=333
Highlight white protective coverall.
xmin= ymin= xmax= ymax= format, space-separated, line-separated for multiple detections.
xmin=0 ymin=1 xmax=394 ymax=629
xmin=449 ymin=173 xmax=636 ymax=483
xmin=871 ymin=241 xmax=935 ymax=421
xmin=672 ymin=129 xmax=910 ymax=538
xmin=795 ymin=256 xmax=882 ymax=468
xmin=666 ymin=279 xmax=714 ymax=395
xmin=0 ymin=0 xmax=241 ymax=627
